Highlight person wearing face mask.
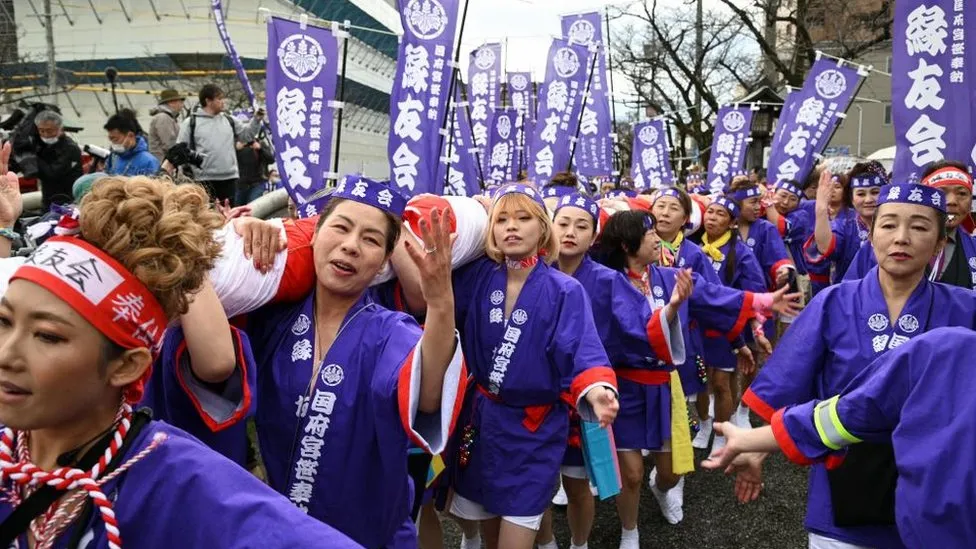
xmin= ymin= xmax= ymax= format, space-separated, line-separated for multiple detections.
xmin=103 ymin=109 xmax=160 ymax=177
xmin=741 ymin=182 xmax=976 ymax=549
xmin=33 ymin=110 xmax=82 ymax=210
xmin=844 ymin=161 xmax=976 ymax=289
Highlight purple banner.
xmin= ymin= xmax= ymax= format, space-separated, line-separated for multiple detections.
xmin=561 ymin=12 xmax=614 ymax=177
xmin=892 ymin=1 xmax=976 ymax=180
xmin=388 ymin=0 xmax=459 ymax=196
xmin=631 ymin=118 xmax=674 ymax=189
xmin=508 ymin=72 xmax=533 ymax=175
xmin=527 ymin=39 xmax=591 ymax=184
xmin=485 ymin=108 xmax=519 ymax=185
xmin=212 ymin=0 xmax=257 ymax=107
xmin=438 ymin=88 xmax=481 ymax=196
xmin=266 ymin=17 xmax=338 ymax=213
xmin=467 ymin=43 xmax=503 ymax=151
xmin=705 ymin=105 xmax=754 ymax=193
xmin=767 ymin=57 xmax=864 ymax=186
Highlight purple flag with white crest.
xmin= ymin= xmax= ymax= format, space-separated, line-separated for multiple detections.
xmin=437 ymin=87 xmax=481 ymax=196
xmin=705 ymin=105 xmax=754 ymax=193
xmin=467 ymin=43 xmax=503 ymax=151
xmin=527 ymin=39 xmax=591 ymax=184
xmin=508 ymin=72 xmax=532 ymax=175
xmin=485 ymin=108 xmax=519 ymax=185
xmin=265 ymin=16 xmax=338 ymax=214
xmin=388 ymin=0 xmax=459 ymax=197
xmin=561 ymin=12 xmax=614 ymax=177
xmin=892 ymin=0 xmax=976 ymax=180
xmin=766 ymin=57 xmax=864 ymax=186
xmin=631 ymin=118 xmax=674 ymax=189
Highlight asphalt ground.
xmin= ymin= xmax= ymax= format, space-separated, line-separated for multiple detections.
xmin=439 ymin=441 xmax=810 ymax=549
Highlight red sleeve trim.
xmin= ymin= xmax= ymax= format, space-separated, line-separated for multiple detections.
xmin=769 ymin=259 xmax=794 ymax=287
xmin=802 ymin=233 xmax=836 ymax=265
xmin=273 ymin=218 xmax=318 ymax=303
xmin=397 ymin=348 xmax=430 ymax=451
xmin=726 ymin=291 xmax=755 ymax=342
xmin=825 ymin=454 xmax=846 ymax=470
xmin=809 ymin=272 xmax=830 ymax=284
xmin=447 ymin=358 xmax=469 ymax=441
xmin=570 ymin=366 xmax=618 ymax=406
xmin=742 ymin=387 xmax=776 ymax=423
xmin=775 ymin=214 xmax=787 ymax=237
xmin=645 ymin=310 xmax=673 ymax=364
xmin=771 ymin=409 xmax=814 ymax=466
xmin=174 ymin=327 xmax=252 ymax=433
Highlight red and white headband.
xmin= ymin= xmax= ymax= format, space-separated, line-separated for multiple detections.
xmin=11 ymin=236 xmax=166 ymax=403
xmin=922 ymin=167 xmax=973 ymax=192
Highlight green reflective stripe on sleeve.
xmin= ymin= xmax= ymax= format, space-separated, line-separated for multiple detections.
xmin=813 ymin=396 xmax=861 ymax=450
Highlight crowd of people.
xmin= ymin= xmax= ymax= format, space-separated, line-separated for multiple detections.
xmin=0 ymin=82 xmax=973 ymax=549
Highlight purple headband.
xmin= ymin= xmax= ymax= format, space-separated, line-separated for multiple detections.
xmin=331 ymin=175 xmax=408 ymax=217
xmin=543 ymin=185 xmax=577 ymax=199
xmin=773 ymin=180 xmax=802 ymax=197
xmin=850 ymin=173 xmax=887 ymax=189
xmin=605 ymin=189 xmax=638 ymax=199
xmin=554 ymin=193 xmax=600 ymax=223
xmin=711 ymin=197 xmax=740 ymax=218
xmin=731 ymin=186 xmax=761 ymax=203
xmin=654 ymin=187 xmax=682 ymax=203
xmin=877 ymin=183 xmax=946 ymax=214
xmin=492 ymin=183 xmax=546 ymax=210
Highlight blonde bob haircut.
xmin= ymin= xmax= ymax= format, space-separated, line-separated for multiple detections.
xmin=484 ymin=192 xmax=559 ymax=263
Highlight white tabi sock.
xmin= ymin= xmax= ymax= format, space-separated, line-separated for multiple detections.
xmin=570 ymin=543 xmax=589 ymax=549
xmin=537 ymin=541 xmax=559 ymax=549
xmin=619 ymin=527 xmax=639 ymax=549
xmin=461 ymin=533 xmax=482 ymax=549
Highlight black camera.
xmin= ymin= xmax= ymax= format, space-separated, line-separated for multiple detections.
xmin=165 ymin=142 xmax=206 ymax=168
xmin=0 ymin=102 xmax=63 ymax=178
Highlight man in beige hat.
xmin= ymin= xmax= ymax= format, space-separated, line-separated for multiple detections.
xmin=148 ymin=88 xmax=185 ymax=162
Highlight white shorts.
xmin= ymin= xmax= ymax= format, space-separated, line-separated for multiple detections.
xmin=618 ymin=440 xmax=671 ymax=453
xmin=560 ymin=465 xmax=588 ymax=480
xmin=808 ymin=533 xmax=875 ymax=549
xmin=449 ymin=493 xmax=545 ymax=531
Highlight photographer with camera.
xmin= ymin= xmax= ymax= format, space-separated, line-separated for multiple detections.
xmin=164 ymin=84 xmax=264 ymax=203
xmin=33 ymin=110 xmax=83 ymax=210
xmin=104 ymin=109 xmax=161 ymax=176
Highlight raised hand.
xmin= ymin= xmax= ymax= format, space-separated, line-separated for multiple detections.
xmin=816 ymin=169 xmax=833 ymax=210
xmin=665 ymin=268 xmax=693 ymax=323
xmin=233 ymin=216 xmax=287 ymax=272
xmin=0 ymin=142 xmax=23 ymax=226
xmin=403 ymin=207 xmax=455 ymax=309
xmin=770 ymin=284 xmax=804 ymax=316
xmin=585 ymin=387 xmax=619 ymax=428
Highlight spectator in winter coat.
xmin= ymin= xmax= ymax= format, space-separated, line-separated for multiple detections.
xmin=148 ymin=88 xmax=185 ymax=162
xmin=104 ymin=109 xmax=161 ymax=176
xmin=34 ymin=110 xmax=83 ymax=210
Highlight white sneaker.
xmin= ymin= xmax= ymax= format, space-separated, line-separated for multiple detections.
xmin=618 ymin=527 xmax=639 ymax=549
xmin=692 ymin=417 xmax=713 ymax=449
xmin=711 ymin=435 xmax=727 ymax=455
xmin=552 ymin=482 xmax=568 ymax=506
xmin=734 ymin=405 xmax=753 ymax=430
xmin=649 ymin=469 xmax=684 ymax=524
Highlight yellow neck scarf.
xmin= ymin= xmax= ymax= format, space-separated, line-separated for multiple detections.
xmin=660 ymin=232 xmax=684 ymax=267
xmin=700 ymin=231 xmax=732 ymax=262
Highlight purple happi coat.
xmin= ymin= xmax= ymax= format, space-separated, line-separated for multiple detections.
xmin=245 ymin=291 xmax=465 ymax=549
xmin=773 ymin=327 xmax=976 ymax=548
xmin=450 ymin=258 xmax=616 ymax=516
xmin=140 ymin=326 xmax=255 ymax=467
xmin=0 ymin=421 xmax=363 ymax=548
xmin=744 ymin=268 xmax=976 ymax=547
xmin=803 ymin=208 xmax=865 ymax=288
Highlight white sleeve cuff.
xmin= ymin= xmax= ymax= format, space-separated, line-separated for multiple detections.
xmin=575 ymin=382 xmax=618 ymax=424
xmin=403 ymin=331 xmax=464 ymax=454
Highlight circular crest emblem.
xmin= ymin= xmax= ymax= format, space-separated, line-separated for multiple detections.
xmin=474 ymin=47 xmax=496 ymax=70
xmin=511 ymin=308 xmax=528 ymax=326
xmin=567 ymin=19 xmax=596 ymax=45
xmin=638 ymin=125 xmax=659 ymax=146
xmin=722 ymin=110 xmax=746 ymax=133
xmin=498 ymin=115 xmax=513 ymax=140
xmin=653 ymin=286 xmax=664 ymax=298
xmin=553 ymin=47 xmax=581 ymax=78
xmin=969 ymin=257 xmax=976 ymax=271
xmin=403 ymin=0 xmax=449 ymax=40
xmin=510 ymin=74 xmax=529 ymax=91
xmin=746 ymin=238 xmax=756 ymax=247
xmin=278 ymin=33 xmax=328 ymax=82
xmin=321 ymin=364 xmax=344 ymax=387
xmin=867 ymin=313 xmax=889 ymax=332
xmin=815 ymin=69 xmax=848 ymax=99
xmin=897 ymin=314 xmax=920 ymax=334
xmin=490 ymin=289 xmax=504 ymax=305
xmin=291 ymin=314 xmax=311 ymax=336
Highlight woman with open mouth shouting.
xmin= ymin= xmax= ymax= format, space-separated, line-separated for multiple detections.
xmin=741 ymin=182 xmax=976 ymax=549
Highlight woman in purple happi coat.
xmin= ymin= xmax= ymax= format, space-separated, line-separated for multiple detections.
xmin=705 ymin=326 xmax=976 ymax=548
xmin=741 ymin=183 xmax=976 ymax=549
xmin=0 ymin=166 xmax=361 ymax=549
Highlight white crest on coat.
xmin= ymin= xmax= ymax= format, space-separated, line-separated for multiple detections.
xmin=867 ymin=313 xmax=889 ymax=332
xmin=321 ymin=364 xmax=344 ymax=386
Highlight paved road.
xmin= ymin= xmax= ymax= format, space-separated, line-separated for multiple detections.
xmin=440 ymin=447 xmax=809 ymax=549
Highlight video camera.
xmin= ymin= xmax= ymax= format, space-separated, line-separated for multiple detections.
xmin=165 ymin=142 xmax=207 ymax=169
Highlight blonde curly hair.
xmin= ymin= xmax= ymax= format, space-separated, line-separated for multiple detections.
xmin=78 ymin=176 xmax=224 ymax=319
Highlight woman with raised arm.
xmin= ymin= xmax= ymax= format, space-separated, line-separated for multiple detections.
xmin=0 ymin=154 xmax=360 ymax=548
xmin=742 ymin=183 xmax=976 ymax=549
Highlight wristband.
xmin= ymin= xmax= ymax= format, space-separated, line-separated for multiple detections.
xmin=0 ymin=227 xmax=18 ymax=242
